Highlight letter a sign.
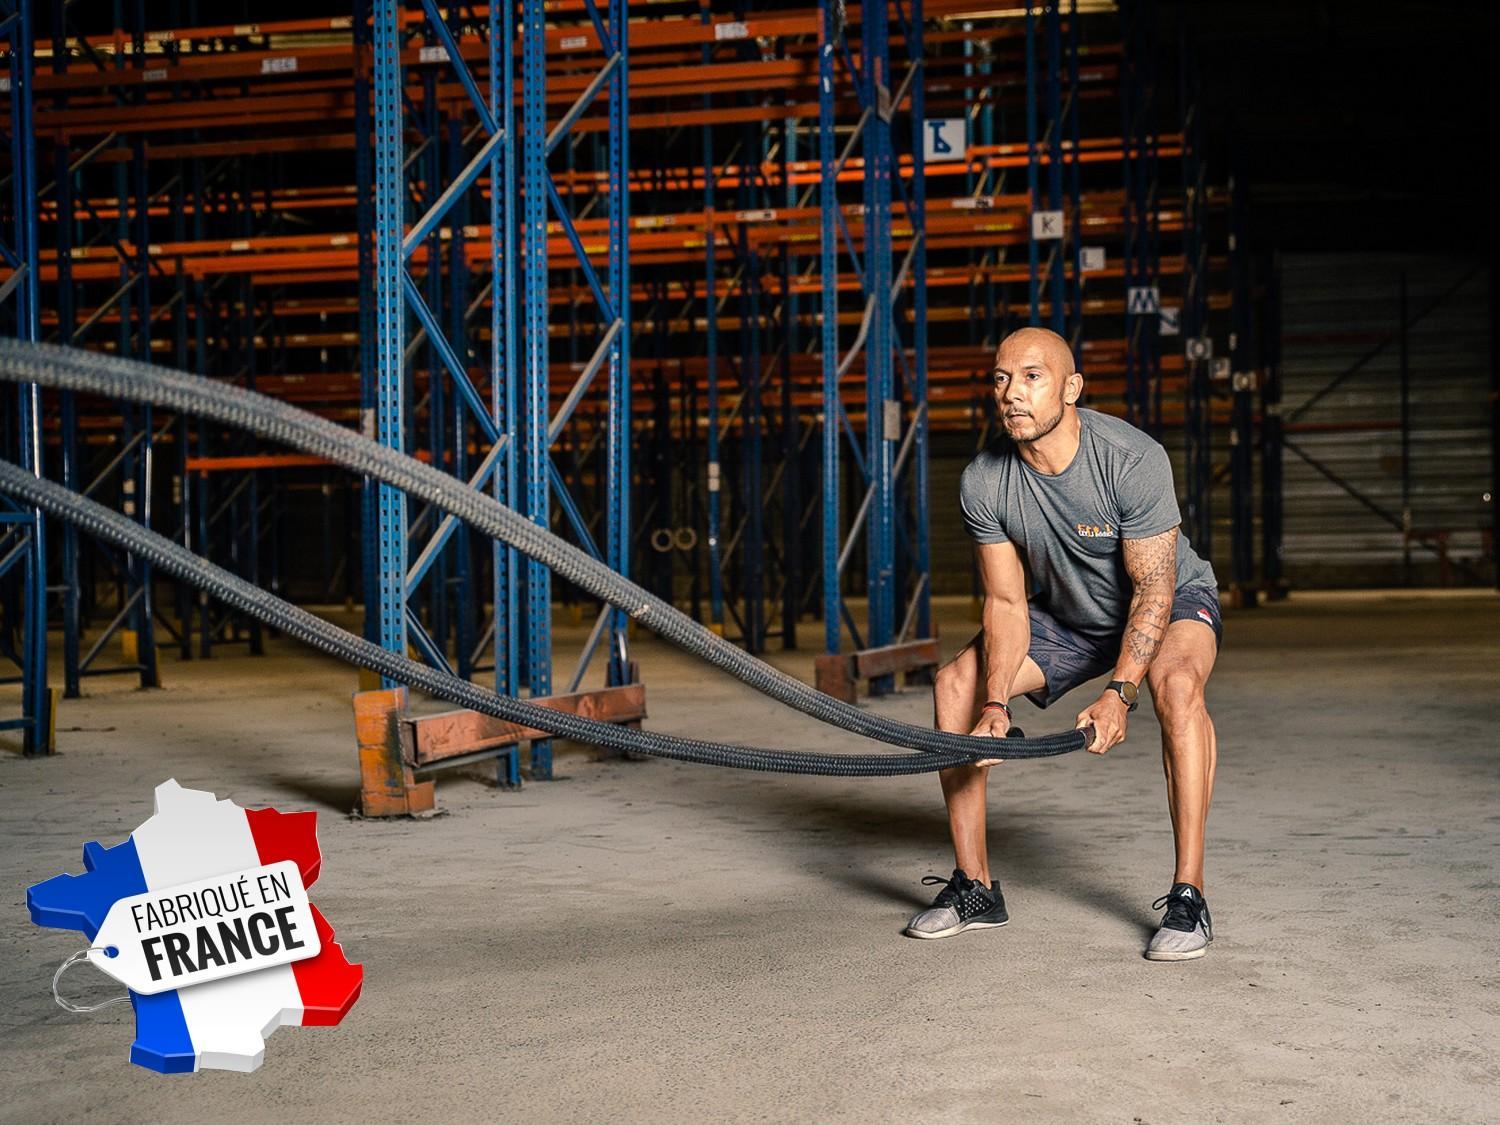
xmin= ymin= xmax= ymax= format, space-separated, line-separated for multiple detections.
xmin=923 ymin=118 xmax=966 ymax=163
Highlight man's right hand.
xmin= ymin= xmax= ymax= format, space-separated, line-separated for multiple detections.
xmin=968 ymin=709 xmax=1013 ymax=766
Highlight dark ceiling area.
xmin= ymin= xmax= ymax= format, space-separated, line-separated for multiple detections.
xmin=1163 ymin=1 xmax=1500 ymax=256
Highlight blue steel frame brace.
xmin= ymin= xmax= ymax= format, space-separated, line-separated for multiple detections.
xmin=521 ymin=0 xmax=632 ymax=776
xmin=371 ymin=1 xmax=532 ymax=783
xmin=818 ymin=0 xmax=930 ymax=694
xmin=0 ymin=0 xmax=52 ymax=754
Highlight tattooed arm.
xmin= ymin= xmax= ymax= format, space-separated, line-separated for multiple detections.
xmin=1113 ymin=527 xmax=1179 ymax=684
xmin=1073 ymin=527 xmax=1178 ymax=753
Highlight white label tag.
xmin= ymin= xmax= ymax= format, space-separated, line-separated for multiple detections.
xmin=707 ymin=461 xmax=720 ymax=492
xmin=1186 ymin=336 xmax=1213 ymax=360
xmin=922 ymin=118 xmax=965 ymax=162
xmin=1126 ymin=285 xmax=1161 ymax=315
xmin=419 ymin=45 xmax=449 ymax=63
xmin=1158 ymin=305 xmax=1181 ymax=336
xmin=261 ymin=56 xmax=298 ymax=75
xmin=87 ymin=861 xmax=320 ymax=995
xmin=715 ymin=21 xmax=748 ymax=40
xmin=560 ymin=35 xmax=588 ymax=50
xmin=883 ymin=399 xmax=902 ymax=442
xmin=1080 ymin=246 xmax=1106 ymax=272
xmin=1031 ymin=210 xmax=1064 ymax=240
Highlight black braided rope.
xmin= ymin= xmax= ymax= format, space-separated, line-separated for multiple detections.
xmin=0 ymin=340 xmax=1088 ymax=762
xmin=0 ymin=462 xmax=990 ymax=775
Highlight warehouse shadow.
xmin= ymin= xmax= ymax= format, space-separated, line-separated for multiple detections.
xmin=722 ymin=782 xmax=1150 ymax=931
xmin=269 ymin=773 xmax=361 ymax=814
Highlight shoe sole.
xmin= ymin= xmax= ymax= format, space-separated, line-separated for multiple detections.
xmin=1143 ymin=944 xmax=1209 ymax=961
xmin=903 ymin=917 xmax=1009 ymax=940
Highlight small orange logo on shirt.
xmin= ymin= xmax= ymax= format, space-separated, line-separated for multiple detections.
xmin=1076 ymin=522 xmax=1115 ymax=538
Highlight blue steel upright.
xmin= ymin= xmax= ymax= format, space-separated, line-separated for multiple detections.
xmin=371 ymin=0 xmax=408 ymax=681
xmin=818 ymin=0 xmax=840 ymax=659
xmin=605 ymin=0 xmax=632 ymax=687
xmin=0 ymin=0 xmax=51 ymax=753
xmin=1179 ymin=19 xmax=1211 ymax=555
xmin=521 ymin=0 xmax=552 ymax=774
xmin=492 ymin=0 xmax=522 ymax=783
xmin=863 ymin=0 xmax=896 ymax=692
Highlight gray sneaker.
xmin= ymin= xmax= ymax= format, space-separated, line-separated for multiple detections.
xmin=1145 ymin=882 xmax=1213 ymax=961
xmin=903 ymin=869 xmax=1009 ymax=939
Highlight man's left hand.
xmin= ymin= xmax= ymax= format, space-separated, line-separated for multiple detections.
xmin=1075 ymin=692 xmax=1128 ymax=754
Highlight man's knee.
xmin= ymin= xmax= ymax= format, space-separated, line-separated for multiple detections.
xmin=1150 ymin=665 xmax=1206 ymax=730
xmin=934 ymin=650 xmax=978 ymax=706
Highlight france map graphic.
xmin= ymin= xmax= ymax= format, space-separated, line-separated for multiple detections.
xmin=28 ymin=780 xmax=362 ymax=1074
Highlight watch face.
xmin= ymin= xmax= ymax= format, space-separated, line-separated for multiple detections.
xmin=1119 ymin=681 xmax=1138 ymax=704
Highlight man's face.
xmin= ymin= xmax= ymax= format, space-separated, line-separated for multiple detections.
xmin=990 ymin=335 xmax=1074 ymax=443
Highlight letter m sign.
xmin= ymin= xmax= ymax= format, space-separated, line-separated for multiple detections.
xmin=1126 ymin=286 xmax=1161 ymax=315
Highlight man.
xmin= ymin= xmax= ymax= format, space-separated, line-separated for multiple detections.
xmin=904 ymin=327 xmax=1221 ymax=961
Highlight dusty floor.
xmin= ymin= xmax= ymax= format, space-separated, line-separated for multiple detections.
xmin=2 ymin=591 xmax=1498 ymax=1124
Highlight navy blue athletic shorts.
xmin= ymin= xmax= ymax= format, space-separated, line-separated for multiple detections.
xmin=1020 ymin=585 xmax=1222 ymax=709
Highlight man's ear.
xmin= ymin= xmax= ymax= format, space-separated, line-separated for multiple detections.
xmin=1064 ymin=371 xmax=1084 ymax=405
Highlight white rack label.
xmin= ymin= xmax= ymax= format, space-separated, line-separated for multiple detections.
xmin=1159 ymin=306 xmax=1181 ymax=336
xmin=560 ymin=36 xmax=588 ymax=50
xmin=1126 ymin=286 xmax=1160 ymax=315
xmin=1031 ymin=210 xmax=1064 ymax=240
xmin=922 ymin=118 xmax=965 ymax=162
xmin=261 ymin=56 xmax=298 ymax=75
xmin=1080 ymin=246 xmax=1106 ymax=272
xmin=715 ymin=22 xmax=749 ymax=41
xmin=883 ymin=400 xmax=902 ymax=442
xmin=418 ymin=46 xmax=449 ymax=64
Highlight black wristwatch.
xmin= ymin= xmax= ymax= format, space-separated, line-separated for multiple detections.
xmin=1106 ymin=680 xmax=1139 ymax=712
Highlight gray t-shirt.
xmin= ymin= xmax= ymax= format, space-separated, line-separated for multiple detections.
xmin=959 ymin=408 xmax=1217 ymax=638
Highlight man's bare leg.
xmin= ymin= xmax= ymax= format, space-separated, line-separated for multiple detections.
xmin=1145 ymin=620 xmax=1219 ymax=891
xmin=1142 ymin=618 xmax=1219 ymax=961
xmin=931 ymin=636 xmax=1048 ymax=887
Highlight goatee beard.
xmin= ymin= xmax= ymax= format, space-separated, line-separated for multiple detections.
xmin=1008 ymin=403 xmax=1065 ymax=444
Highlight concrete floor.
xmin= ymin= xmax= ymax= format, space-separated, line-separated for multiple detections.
xmin=2 ymin=591 xmax=1498 ymax=1123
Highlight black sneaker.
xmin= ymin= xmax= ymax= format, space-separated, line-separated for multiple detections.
xmin=1145 ymin=882 xmax=1213 ymax=961
xmin=903 ymin=868 xmax=1009 ymax=939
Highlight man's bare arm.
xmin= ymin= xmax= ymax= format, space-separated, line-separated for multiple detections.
xmin=1113 ymin=527 xmax=1178 ymax=685
xmin=1071 ymin=526 xmax=1177 ymax=754
xmin=975 ymin=540 xmax=1030 ymax=710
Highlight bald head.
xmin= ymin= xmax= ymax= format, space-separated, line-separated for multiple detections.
xmin=989 ymin=326 xmax=1083 ymax=445
xmin=994 ymin=326 xmax=1077 ymax=378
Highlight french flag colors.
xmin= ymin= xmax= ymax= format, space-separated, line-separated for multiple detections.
xmin=29 ymin=780 xmax=362 ymax=1074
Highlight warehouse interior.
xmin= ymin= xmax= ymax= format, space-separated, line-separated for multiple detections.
xmin=1 ymin=1 xmax=1497 ymax=1120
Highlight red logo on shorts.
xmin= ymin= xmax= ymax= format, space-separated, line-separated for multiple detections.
xmin=1196 ymin=608 xmax=1214 ymax=624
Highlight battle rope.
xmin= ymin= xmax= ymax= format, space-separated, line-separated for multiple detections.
xmin=1 ymin=461 xmax=1003 ymax=775
xmin=0 ymin=340 xmax=1090 ymax=761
